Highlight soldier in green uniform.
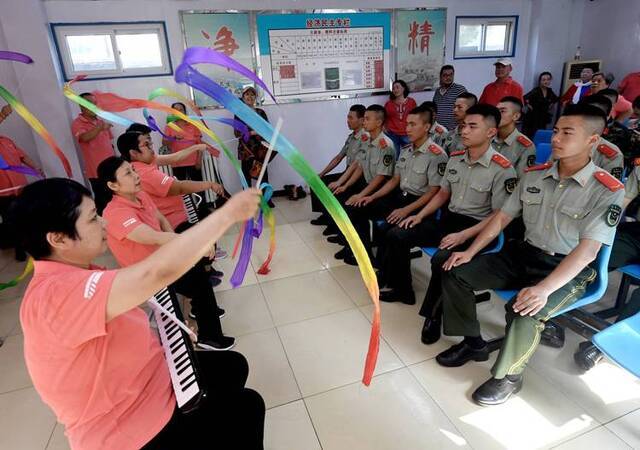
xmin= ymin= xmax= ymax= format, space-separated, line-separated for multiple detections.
xmin=336 ymin=105 xmax=448 ymax=265
xmin=432 ymin=104 xmax=624 ymax=405
xmin=442 ymin=92 xmax=478 ymax=155
xmin=420 ymin=101 xmax=448 ymax=146
xmin=377 ymin=104 xmax=517 ymax=306
xmin=310 ymin=104 xmax=366 ymax=225
xmin=494 ymin=96 xmax=537 ymax=177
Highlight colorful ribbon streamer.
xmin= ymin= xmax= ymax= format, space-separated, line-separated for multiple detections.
xmin=0 ymin=153 xmax=41 ymax=177
xmin=0 ymin=257 xmax=34 ymax=291
xmin=0 ymin=52 xmax=72 ymax=177
xmin=175 ymin=47 xmax=380 ymax=386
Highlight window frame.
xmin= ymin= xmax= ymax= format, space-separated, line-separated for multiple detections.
xmin=50 ymin=21 xmax=173 ymax=81
xmin=453 ymin=15 xmax=518 ymax=60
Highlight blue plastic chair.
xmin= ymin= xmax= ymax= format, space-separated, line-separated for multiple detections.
xmin=536 ymin=142 xmax=552 ymax=164
xmin=593 ymin=311 xmax=640 ymax=378
xmin=494 ymin=244 xmax=612 ymax=317
xmin=533 ymin=129 xmax=553 ymax=147
xmin=422 ymin=232 xmax=504 ymax=258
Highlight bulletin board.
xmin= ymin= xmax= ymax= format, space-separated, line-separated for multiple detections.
xmin=395 ymin=9 xmax=446 ymax=92
xmin=255 ymin=12 xmax=392 ymax=103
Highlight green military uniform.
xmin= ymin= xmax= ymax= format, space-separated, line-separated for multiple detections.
xmin=591 ymin=136 xmax=624 ymax=180
xmin=439 ymin=160 xmax=624 ymax=378
xmin=442 ymin=126 xmax=465 ymax=155
xmin=356 ymin=131 xmax=396 ymax=182
xmin=429 ymin=121 xmax=448 ymax=147
xmin=493 ymin=128 xmax=537 ymax=177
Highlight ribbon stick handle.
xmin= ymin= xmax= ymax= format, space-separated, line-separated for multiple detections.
xmin=256 ymin=117 xmax=282 ymax=188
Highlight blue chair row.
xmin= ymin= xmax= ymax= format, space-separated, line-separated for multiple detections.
xmin=536 ymin=142 xmax=552 ymax=165
xmin=533 ymin=129 xmax=553 ymax=147
xmin=593 ymin=310 xmax=640 ymax=378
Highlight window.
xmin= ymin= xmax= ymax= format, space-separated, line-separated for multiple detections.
xmin=454 ymin=16 xmax=517 ymax=59
xmin=51 ymin=22 xmax=172 ymax=80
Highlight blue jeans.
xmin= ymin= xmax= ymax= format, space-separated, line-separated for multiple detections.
xmin=385 ymin=131 xmax=410 ymax=157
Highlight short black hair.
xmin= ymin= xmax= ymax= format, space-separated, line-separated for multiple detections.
xmin=127 ymin=123 xmax=152 ymax=134
xmin=366 ymin=104 xmax=386 ymax=123
xmin=599 ymin=88 xmax=619 ymax=101
xmin=580 ymin=94 xmax=613 ymax=116
xmin=79 ymin=92 xmax=93 ymax=99
xmin=349 ymin=104 xmax=366 ymax=118
xmin=7 ymin=178 xmax=92 ymax=259
xmin=633 ymin=95 xmax=640 ymax=110
xmin=538 ymin=71 xmax=553 ymax=84
xmin=465 ymin=104 xmax=501 ymax=128
xmin=440 ymin=65 xmax=455 ymax=75
xmin=171 ymin=102 xmax=187 ymax=111
xmin=561 ymin=103 xmax=607 ymax=135
xmin=390 ymin=79 xmax=410 ymax=99
xmin=420 ymin=100 xmax=438 ymax=115
xmin=457 ymin=92 xmax=478 ymax=106
xmin=498 ymin=96 xmax=524 ymax=112
xmin=408 ymin=105 xmax=433 ymax=126
xmin=97 ymin=156 xmax=127 ymax=193
xmin=117 ymin=131 xmax=143 ymax=162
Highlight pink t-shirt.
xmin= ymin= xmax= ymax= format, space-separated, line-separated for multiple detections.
xmin=103 ymin=191 xmax=163 ymax=267
xmin=0 ymin=135 xmax=28 ymax=196
xmin=164 ymin=122 xmax=202 ymax=167
xmin=612 ymin=95 xmax=633 ymax=120
xmin=71 ymin=114 xmax=114 ymax=179
xmin=132 ymin=160 xmax=188 ymax=229
xmin=20 ymin=260 xmax=174 ymax=450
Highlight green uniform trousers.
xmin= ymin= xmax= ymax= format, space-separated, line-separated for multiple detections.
xmin=441 ymin=240 xmax=597 ymax=378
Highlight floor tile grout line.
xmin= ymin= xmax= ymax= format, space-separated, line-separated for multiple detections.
xmin=0 ymin=384 xmax=35 ymax=397
xmin=43 ymin=421 xmax=58 ymax=450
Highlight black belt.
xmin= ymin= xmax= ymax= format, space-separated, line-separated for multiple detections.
xmin=400 ymin=190 xmax=420 ymax=198
xmin=523 ymin=240 xmax=567 ymax=258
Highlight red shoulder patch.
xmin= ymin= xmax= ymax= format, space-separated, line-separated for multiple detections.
xmin=491 ymin=153 xmax=512 ymax=168
xmin=450 ymin=150 xmax=465 ymax=156
xmin=517 ymin=135 xmax=533 ymax=147
xmin=594 ymin=170 xmax=624 ymax=192
xmin=634 ymin=157 xmax=640 ymax=166
xmin=524 ymin=162 xmax=553 ymax=172
xmin=361 ymin=134 xmax=368 ymax=142
xmin=597 ymin=143 xmax=618 ymax=159
xmin=379 ymin=138 xmax=388 ymax=149
xmin=428 ymin=144 xmax=443 ymax=155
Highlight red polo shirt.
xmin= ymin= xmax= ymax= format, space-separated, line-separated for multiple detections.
xmin=20 ymin=260 xmax=174 ymax=450
xmin=479 ymin=77 xmax=524 ymax=106
xmin=0 ymin=136 xmax=28 ymax=196
xmin=164 ymin=121 xmax=202 ymax=167
xmin=71 ymin=114 xmax=114 ymax=179
xmin=619 ymin=72 xmax=640 ymax=105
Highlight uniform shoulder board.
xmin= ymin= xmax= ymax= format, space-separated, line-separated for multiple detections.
xmin=634 ymin=157 xmax=640 ymax=166
xmin=360 ymin=133 xmax=369 ymax=142
xmin=524 ymin=162 xmax=553 ymax=172
xmin=491 ymin=153 xmax=512 ymax=168
xmin=517 ymin=135 xmax=533 ymax=147
xmin=435 ymin=125 xmax=446 ymax=134
xmin=597 ymin=143 xmax=618 ymax=159
xmin=429 ymin=143 xmax=443 ymax=155
xmin=450 ymin=150 xmax=465 ymax=157
xmin=594 ymin=171 xmax=624 ymax=192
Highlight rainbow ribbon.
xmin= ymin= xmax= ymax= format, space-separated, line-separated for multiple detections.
xmin=175 ymin=47 xmax=380 ymax=385
xmin=0 ymin=257 xmax=34 ymax=291
xmin=0 ymin=52 xmax=72 ymax=176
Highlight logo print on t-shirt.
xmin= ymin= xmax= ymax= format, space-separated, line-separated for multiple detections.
xmin=123 ymin=218 xmax=137 ymax=228
xmin=84 ymin=272 xmax=104 ymax=300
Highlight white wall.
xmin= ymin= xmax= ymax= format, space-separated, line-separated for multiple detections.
xmin=1 ymin=0 xmax=562 ymax=191
xmin=579 ymin=0 xmax=640 ymax=89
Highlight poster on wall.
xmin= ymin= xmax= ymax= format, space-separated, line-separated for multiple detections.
xmin=395 ymin=9 xmax=446 ymax=92
xmin=181 ymin=12 xmax=254 ymax=108
xmin=256 ymin=12 xmax=392 ymax=103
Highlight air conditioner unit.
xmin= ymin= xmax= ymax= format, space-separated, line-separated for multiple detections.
xmin=561 ymin=59 xmax=602 ymax=94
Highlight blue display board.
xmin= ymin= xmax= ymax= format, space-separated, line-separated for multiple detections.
xmin=256 ymin=12 xmax=392 ymax=102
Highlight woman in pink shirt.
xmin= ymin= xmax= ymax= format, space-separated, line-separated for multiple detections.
xmin=10 ymin=178 xmax=264 ymax=450
xmin=384 ymin=80 xmax=417 ymax=156
xmin=162 ymin=102 xmax=204 ymax=181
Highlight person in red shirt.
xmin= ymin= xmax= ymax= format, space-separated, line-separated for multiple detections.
xmin=71 ymin=92 xmax=115 ymax=212
xmin=619 ymin=71 xmax=640 ymax=107
xmin=9 ymin=177 xmax=264 ymax=450
xmin=479 ymin=58 xmax=524 ymax=106
xmin=99 ymin=156 xmax=232 ymax=350
xmin=162 ymin=102 xmax=206 ymax=181
xmin=384 ymin=79 xmax=417 ymax=155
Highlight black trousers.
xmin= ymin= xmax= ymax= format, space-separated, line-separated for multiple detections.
xmin=346 ymin=190 xmax=420 ymax=256
xmin=141 ymin=351 xmax=265 ymax=450
xmin=172 ymin=165 xmax=203 ymax=182
xmin=323 ymin=177 xmax=368 ymax=232
xmin=311 ymin=172 xmax=343 ymax=213
xmin=607 ymin=221 xmax=640 ymax=321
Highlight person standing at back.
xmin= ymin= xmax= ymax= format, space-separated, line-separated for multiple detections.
xmin=479 ymin=59 xmax=524 ymax=106
xmin=384 ymin=80 xmax=417 ymax=156
xmin=162 ymin=102 xmax=205 ymax=182
xmin=433 ymin=65 xmax=467 ymax=131
xmin=523 ymin=71 xmax=559 ymax=138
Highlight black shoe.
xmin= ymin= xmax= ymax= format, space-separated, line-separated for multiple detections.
xmin=380 ymin=289 xmax=416 ymax=305
xmin=196 ymin=336 xmax=235 ymax=351
xmin=540 ymin=321 xmax=565 ymax=348
xmin=343 ymin=253 xmax=359 ymax=266
xmin=574 ymin=341 xmax=603 ymax=371
xmin=421 ymin=318 xmax=441 ymax=344
xmin=189 ymin=308 xmax=225 ymax=320
xmin=334 ymin=248 xmax=348 ymax=260
xmin=209 ymin=268 xmax=224 ymax=278
xmin=327 ymin=235 xmax=346 ymax=245
xmin=208 ymin=275 xmax=222 ymax=287
xmin=310 ymin=216 xmax=328 ymax=226
xmin=472 ymin=376 xmax=523 ymax=406
xmin=323 ymin=227 xmax=337 ymax=236
xmin=436 ymin=341 xmax=489 ymax=367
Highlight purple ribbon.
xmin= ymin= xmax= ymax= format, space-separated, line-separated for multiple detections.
xmin=0 ymin=51 xmax=33 ymax=64
xmin=0 ymin=153 xmax=40 ymax=177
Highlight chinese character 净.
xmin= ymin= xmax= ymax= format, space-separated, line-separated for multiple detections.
xmin=213 ymin=26 xmax=239 ymax=56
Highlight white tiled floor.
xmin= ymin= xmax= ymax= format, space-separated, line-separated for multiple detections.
xmin=0 ymin=196 xmax=639 ymax=449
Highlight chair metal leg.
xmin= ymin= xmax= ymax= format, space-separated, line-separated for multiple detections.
xmin=596 ymin=273 xmax=633 ymax=319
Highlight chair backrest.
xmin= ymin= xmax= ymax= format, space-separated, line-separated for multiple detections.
xmin=536 ymin=142 xmax=552 ymax=165
xmin=554 ymin=244 xmax=612 ymax=316
xmin=533 ymin=129 xmax=553 ymax=146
